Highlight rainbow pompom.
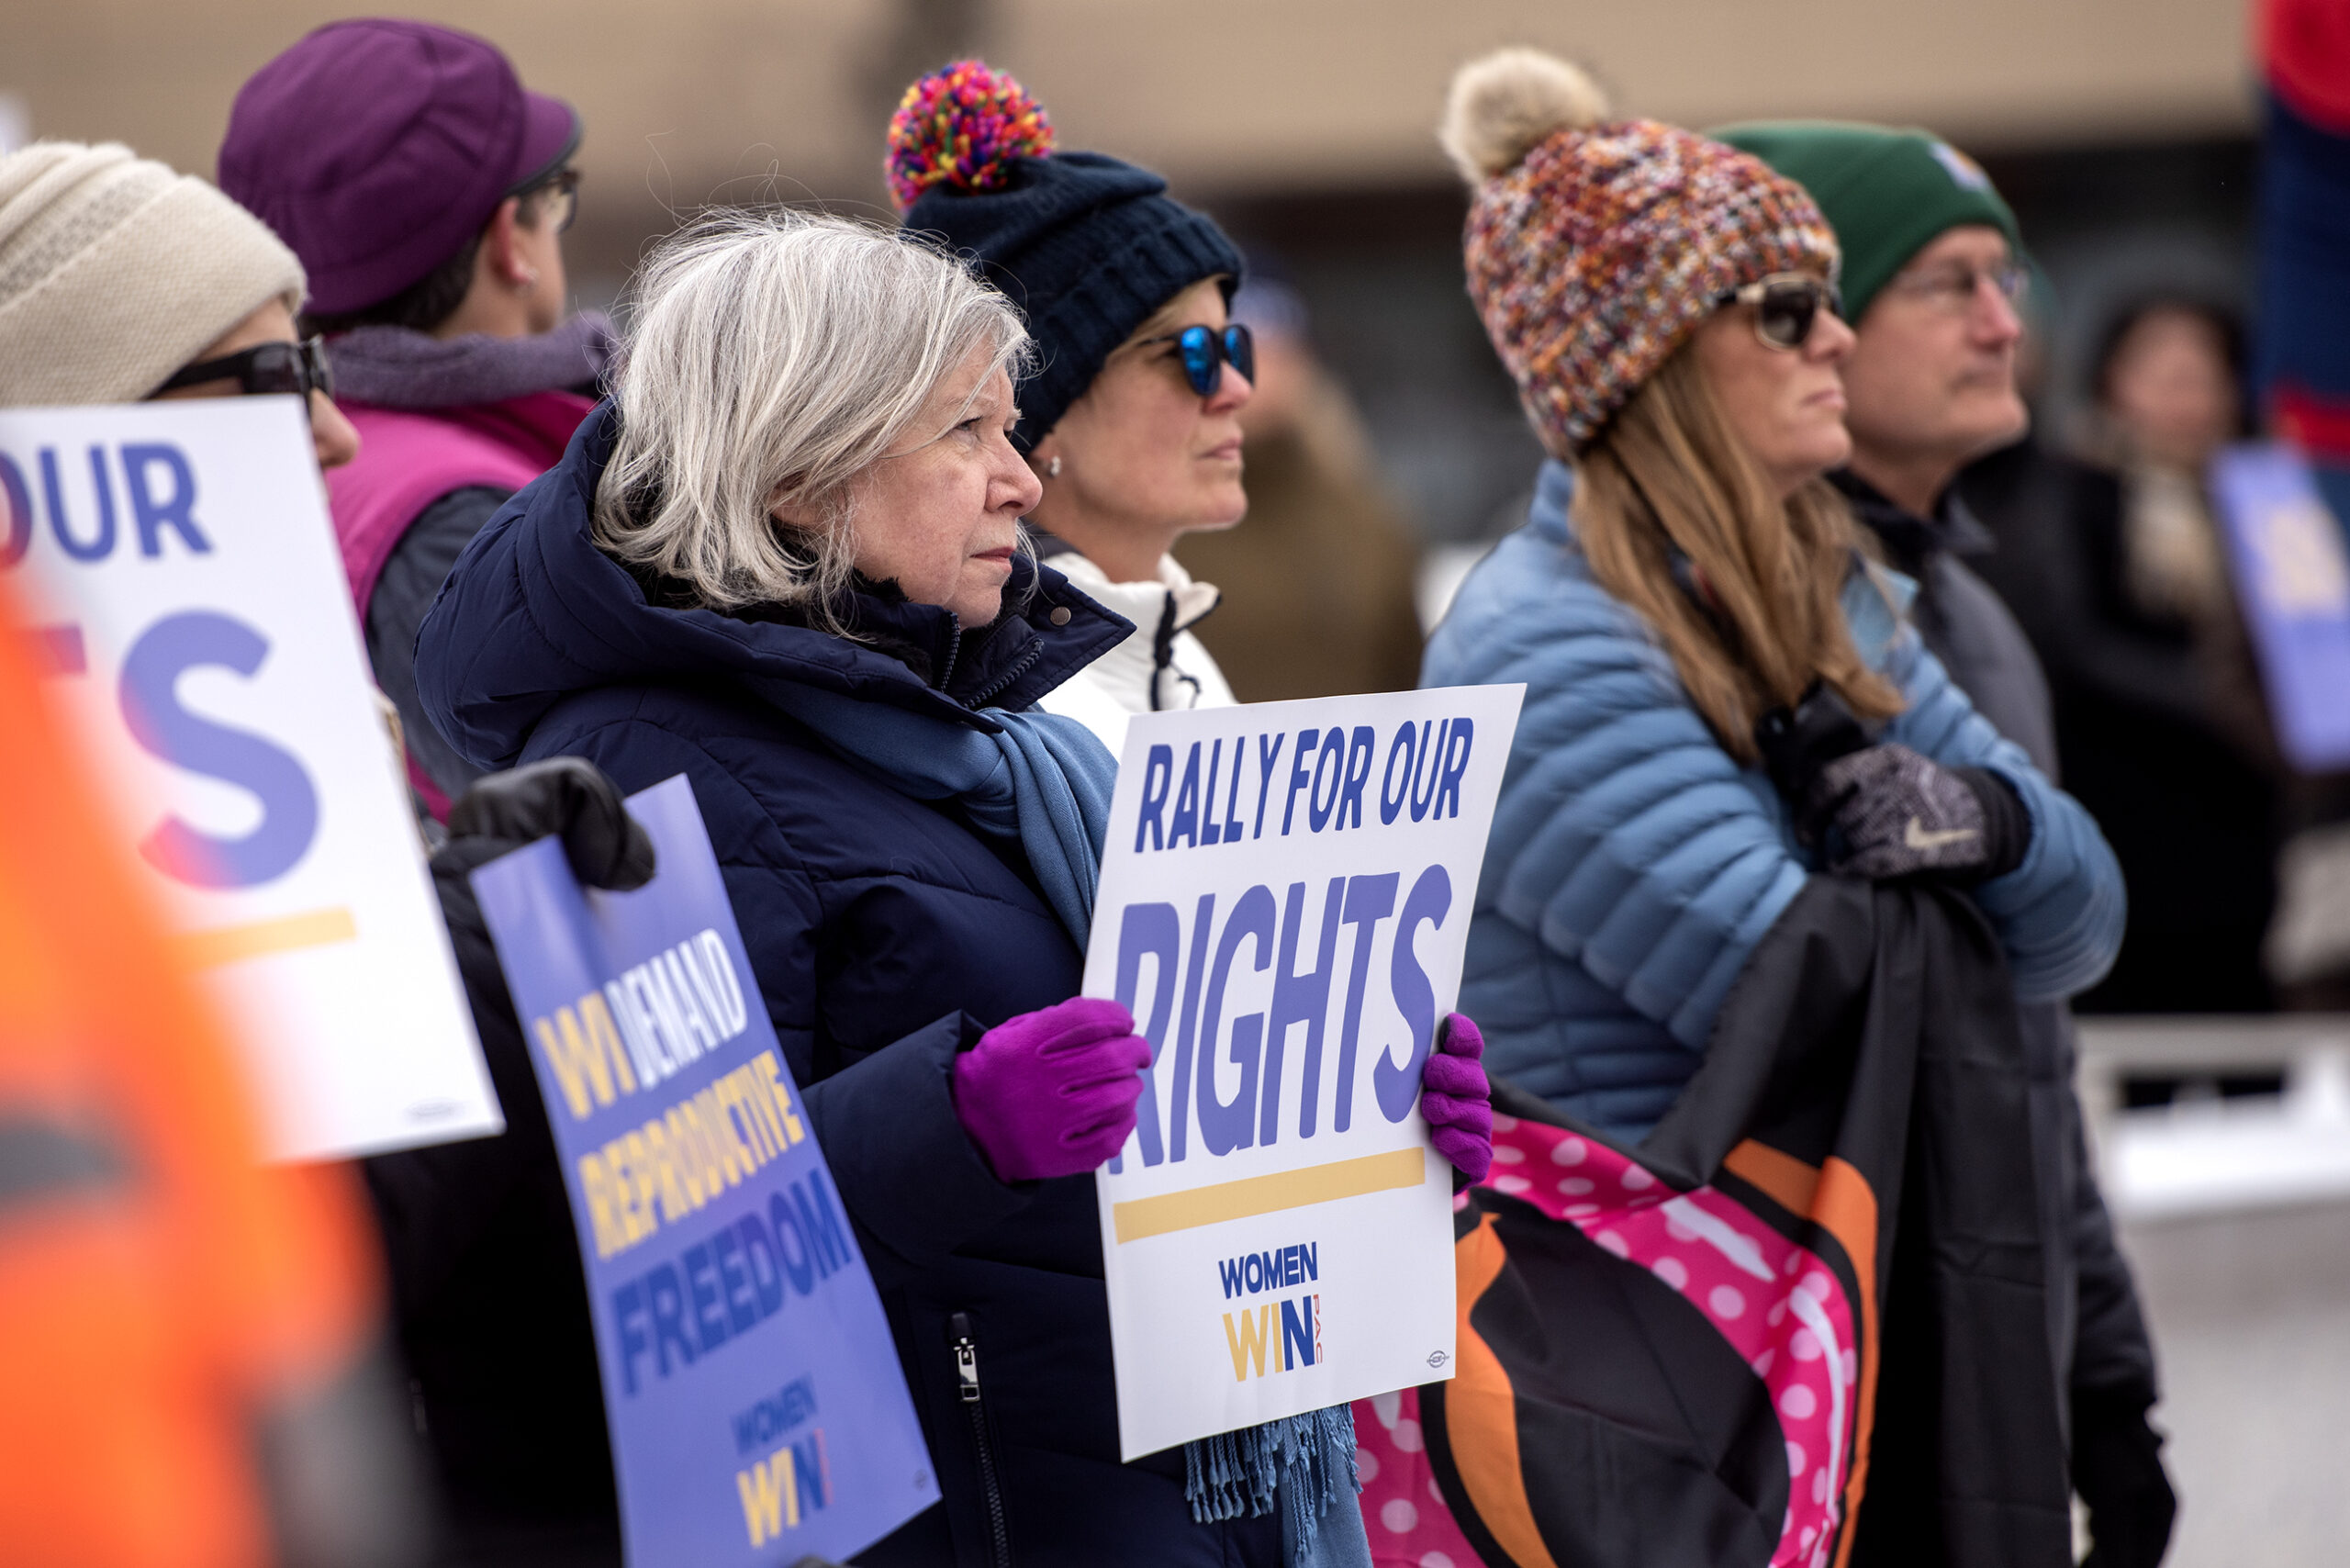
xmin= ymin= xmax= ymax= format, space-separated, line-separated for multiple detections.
xmin=886 ymin=60 xmax=1056 ymax=211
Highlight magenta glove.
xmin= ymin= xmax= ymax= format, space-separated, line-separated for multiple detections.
xmin=1422 ymin=1014 xmax=1493 ymax=1182
xmin=951 ymin=997 xmax=1151 ymax=1183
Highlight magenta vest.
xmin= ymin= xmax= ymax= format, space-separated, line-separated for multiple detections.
xmin=326 ymin=390 xmax=595 ymax=816
xmin=327 ymin=390 xmax=595 ymax=612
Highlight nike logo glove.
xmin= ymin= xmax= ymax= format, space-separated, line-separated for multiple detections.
xmin=1807 ymin=745 xmax=2030 ymax=882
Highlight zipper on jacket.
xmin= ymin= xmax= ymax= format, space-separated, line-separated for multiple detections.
xmin=1147 ymin=593 xmax=1179 ymax=711
xmin=962 ymin=637 xmax=1043 ymax=711
xmin=948 ymin=1312 xmax=1013 ymax=1568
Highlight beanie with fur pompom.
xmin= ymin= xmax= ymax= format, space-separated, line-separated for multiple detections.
xmin=0 ymin=141 xmax=306 ymax=408
xmin=1443 ymin=50 xmax=1838 ymax=454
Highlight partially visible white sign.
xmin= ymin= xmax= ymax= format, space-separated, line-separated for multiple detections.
xmin=0 ymin=92 xmax=29 ymax=155
xmin=1 ymin=398 xmax=498 ymax=1159
xmin=1086 ymin=686 xmax=1522 ymax=1460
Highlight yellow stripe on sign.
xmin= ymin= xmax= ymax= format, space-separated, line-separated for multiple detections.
xmin=1113 ymin=1148 xmax=1427 ymax=1243
xmin=176 ymin=906 xmax=358 ymax=969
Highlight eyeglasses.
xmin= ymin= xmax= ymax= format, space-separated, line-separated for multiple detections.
xmin=1136 ymin=322 xmax=1255 ymax=398
xmin=1886 ymin=261 xmax=2028 ymax=313
xmin=151 ymin=335 xmax=334 ymax=401
xmin=1714 ymin=274 xmax=1844 ymax=351
xmin=520 ymin=167 xmax=583 ymax=234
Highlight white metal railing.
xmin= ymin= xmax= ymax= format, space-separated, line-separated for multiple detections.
xmin=2075 ymin=1016 xmax=2350 ymax=1221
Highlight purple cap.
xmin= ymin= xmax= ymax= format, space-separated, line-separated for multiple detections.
xmin=219 ymin=18 xmax=579 ymax=317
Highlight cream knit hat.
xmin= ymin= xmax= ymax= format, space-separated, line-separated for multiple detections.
xmin=0 ymin=141 xmax=307 ymax=407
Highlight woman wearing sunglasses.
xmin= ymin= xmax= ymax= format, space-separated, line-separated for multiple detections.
xmin=890 ymin=61 xmax=1250 ymax=752
xmin=0 ymin=140 xmax=359 ymax=470
xmin=1425 ymin=51 xmax=2121 ymax=1138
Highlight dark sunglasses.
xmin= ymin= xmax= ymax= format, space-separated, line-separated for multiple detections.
xmin=152 ymin=335 xmax=334 ymax=401
xmin=1136 ymin=322 xmax=1255 ymax=398
xmin=1714 ymin=274 xmax=1844 ymax=351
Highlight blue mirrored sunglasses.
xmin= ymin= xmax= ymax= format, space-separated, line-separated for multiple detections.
xmin=1138 ymin=322 xmax=1255 ymax=397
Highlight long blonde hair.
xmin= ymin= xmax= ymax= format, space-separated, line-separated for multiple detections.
xmin=1572 ymin=344 xmax=1903 ymax=763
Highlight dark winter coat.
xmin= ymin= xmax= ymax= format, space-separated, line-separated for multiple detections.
xmin=1836 ymin=472 xmax=2162 ymax=1438
xmin=410 ymin=403 xmax=1289 ymax=1567
xmin=1956 ymin=442 xmax=2280 ymax=1012
xmin=364 ymin=824 xmax=623 ymax=1566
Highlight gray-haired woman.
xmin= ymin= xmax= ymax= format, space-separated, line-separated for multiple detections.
xmin=416 ymin=210 xmax=1485 ymax=1564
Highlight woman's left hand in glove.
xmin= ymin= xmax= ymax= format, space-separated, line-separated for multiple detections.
xmin=1807 ymin=744 xmax=2030 ymax=883
xmin=2073 ymin=1383 xmax=2177 ymax=1568
xmin=1421 ymin=1014 xmax=1493 ymax=1182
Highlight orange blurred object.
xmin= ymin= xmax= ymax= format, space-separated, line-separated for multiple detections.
xmin=0 ymin=572 xmax=383 ymax=1568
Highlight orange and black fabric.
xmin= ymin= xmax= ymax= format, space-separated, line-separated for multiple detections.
xmin=1358 ymin=877 xmax=2070 ymax=1568
xmin=0 ymin=577 xmax=398 ymax=1568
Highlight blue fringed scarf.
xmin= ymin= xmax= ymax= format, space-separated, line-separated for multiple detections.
xmin=1187 ymin=1404 xmax=1365 ymax=1565
xmin=771 ymin=681 xmax=1367 ymax=1565
xmin=760 ymin=684 xmax=1111 ymax=944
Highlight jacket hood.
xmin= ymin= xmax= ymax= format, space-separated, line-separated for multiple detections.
xmin=416 ymin=400 xmax=1134 ymax=772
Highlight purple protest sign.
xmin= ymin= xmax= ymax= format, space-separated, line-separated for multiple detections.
xmin=471 ymin=773 xmax=937 ymax=1565
xmin=2211 ymin=442 xmax=2350 ymax=770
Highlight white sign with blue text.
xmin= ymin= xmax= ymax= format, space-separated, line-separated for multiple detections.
xmin=1087 ymin=687 xmax=1523 ymax=1460
xmin=0 ymin=398 xmax=496 ymax=1160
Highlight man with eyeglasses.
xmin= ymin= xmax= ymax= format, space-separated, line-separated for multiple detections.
xmin=1722 ymin=122 xmax=2177 ymax=1568
xmin=221 ymin=19 xmax=611 ymax=820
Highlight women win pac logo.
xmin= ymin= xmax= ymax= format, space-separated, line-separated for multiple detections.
xmin=1218 ymin=1241 xmax=1323 ymax=1380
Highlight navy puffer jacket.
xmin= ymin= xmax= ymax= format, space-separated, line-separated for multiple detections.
xmin=1422 ymin=461 xmax=2125 ymax=1140
xmin=415 ymin=404 xmax=1290 ymax=1567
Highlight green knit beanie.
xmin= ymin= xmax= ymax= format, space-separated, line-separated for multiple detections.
xmin=1712 ymin=121 xmax=2020 ymax=327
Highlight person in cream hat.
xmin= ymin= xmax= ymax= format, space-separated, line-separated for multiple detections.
xmin=0 ymin=140 xmax=356 ymax=469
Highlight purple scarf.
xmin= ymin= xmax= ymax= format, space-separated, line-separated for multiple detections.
xmin=326 ymin=311 xmax=616 ymax=409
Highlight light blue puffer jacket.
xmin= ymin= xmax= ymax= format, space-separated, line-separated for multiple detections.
xmin=1425 ymin=461 xmax=2125 ymax=1139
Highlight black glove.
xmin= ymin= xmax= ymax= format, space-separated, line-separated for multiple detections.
xmin=1803 ymin=744 xmax=2030 ymax=882
xmin=1754 ymin=680 xmax=1874 ymax=846
xmin=445 ymin=756 xmax=656 ymax=890
xmin=2073 ymin=1383 xmax=2177 ymax=1568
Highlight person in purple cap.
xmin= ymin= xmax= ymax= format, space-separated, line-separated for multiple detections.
xmin=221 ymin=17 xmax=613 ymax=819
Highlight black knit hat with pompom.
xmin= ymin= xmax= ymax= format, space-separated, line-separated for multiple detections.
xmin=888 ymin=60 xmax=1242 ymax=451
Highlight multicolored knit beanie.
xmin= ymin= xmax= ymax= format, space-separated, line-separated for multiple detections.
xmin=889 ymin=60 xmax=1242 ymax=450
xmin=1442 ymin=49 xmax=1839 ymax=454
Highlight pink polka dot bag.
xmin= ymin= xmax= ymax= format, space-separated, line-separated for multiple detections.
xmin=1348 ymin=887 xmax=2073 ymax=1568
xmin=1353 ymin=1100 xmax=1874 ymax=1568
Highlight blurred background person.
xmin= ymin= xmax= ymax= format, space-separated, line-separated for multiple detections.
xmin=1175 ymin=268 xmax=1427 ymax=700
xmin=1964 ymin=294 xmax=2281 ymax=1018
xmin=2017 ymin=297 xmax=2277 ymax=1015
xmin=220 ymin=18 xmax=610 ymax=819
xmin=0 ymin=138 xmax=419 ymax=1568
xmin=890 ymin=61 xmax=1245 ymax=753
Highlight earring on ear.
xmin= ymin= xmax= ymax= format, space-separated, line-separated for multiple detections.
xmin=518 ymin=266 xmax=541 ymax=288
xmin=1046 ymin=455 xmax=1062 ymax=478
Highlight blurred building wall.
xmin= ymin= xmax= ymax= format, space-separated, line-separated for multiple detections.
xmin=10 ymin=0 xmax=2255 ymax=218
xmin=6 ymin=0 xmax=2261 ymax=541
